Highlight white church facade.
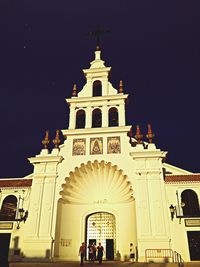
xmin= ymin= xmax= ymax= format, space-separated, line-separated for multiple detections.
xmin=0 ymin=48 xmax=200 ymax=264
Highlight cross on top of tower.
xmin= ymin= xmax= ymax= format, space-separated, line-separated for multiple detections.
xmin=88 ymin=26 xmax=110 ymax=51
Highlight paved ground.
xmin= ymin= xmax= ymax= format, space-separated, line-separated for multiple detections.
xmin=8 ymin=261 xmax=200 ymax=267
xmin=9 ymin=261 xmax=137 ymax=267
xmin=9 ymin=261 xmax=178 ymax=267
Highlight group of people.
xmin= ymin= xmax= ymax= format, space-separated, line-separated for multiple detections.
xmin=79 ymin=242 xmax=104 ymax=265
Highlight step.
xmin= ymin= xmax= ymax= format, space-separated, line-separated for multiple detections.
xmin=9 ymin=261 xmax=178 ymax=267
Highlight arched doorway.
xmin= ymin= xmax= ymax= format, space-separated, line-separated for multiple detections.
xmin=86 ymin=212 xmax=116 ymax=261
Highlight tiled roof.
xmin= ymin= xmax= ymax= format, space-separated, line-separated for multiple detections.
xmin=0 ymin=179 xmax=32 ymax=188
xmin=165 ymin=175 xmax=200 ymax=183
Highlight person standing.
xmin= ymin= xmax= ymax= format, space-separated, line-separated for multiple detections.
xmin=88 ymin=243 xmax=93 ymax=262
xmin=97 ymin=242 xmax=104 ymax=264
xmin=79 ymin=242 xmax=86 ymax=266
xmin=92 ymin=242 xmax=96 ymax=261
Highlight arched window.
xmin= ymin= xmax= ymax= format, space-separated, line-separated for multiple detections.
xmin=109 ymin=107 xmax=119 ymax=127
xmin=93 ymin=80 xmax=102 ymax=96
xmin=181 ymin=189 xmax=200 ymax=217
xmin=92 ymin=108 xmax=102 ymax=128
xmin=76 ymin=109 xmax=86 ymax=129
xmin=0 ymin=195 xmax=17 ymax=221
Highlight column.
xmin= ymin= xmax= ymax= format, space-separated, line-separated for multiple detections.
xmin=118 ymin=103 xmax=125 ymax=126
xmin=85 ymin=106 xmax=91 ymax=128
xmin=69 ymin=104 xmax=76 ymax=129
xmin=102 ymin=105 xmax=108 ymax=127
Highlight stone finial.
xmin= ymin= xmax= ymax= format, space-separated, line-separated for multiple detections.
xmin=119 ymin=80 xmax=123 ymax=93
xmin=42 ymin=130 xmax=50 ymax=149
xmin=146 ymin=124 xmax=155 ymax=143
xmin=72 ymin=84 xmax=77 ymax=97
xmin=53 ymin=130 xmax=61 ymax=148
xmin=135 ymin=125 xmax=143 ymax=144
xmin=96 ymin=45 xmax=100 ymax=51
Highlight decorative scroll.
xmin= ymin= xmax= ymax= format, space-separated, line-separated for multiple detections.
xmin=72 ymin=139 xmax=86 ymax=156
xmin=107 ymin=137 xmax=121 ymax=154
xmin=90 ymin=138 xmax=103 ymax=155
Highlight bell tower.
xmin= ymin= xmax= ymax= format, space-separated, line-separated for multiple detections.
xmin=66 ymin=48 xmax=128 ymax=132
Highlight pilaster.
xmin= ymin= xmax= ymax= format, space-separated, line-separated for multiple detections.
xmin=24 ymin=149 xmax=63 ymax=258
xmin=130 ymin=144 xmax=170 ymax=261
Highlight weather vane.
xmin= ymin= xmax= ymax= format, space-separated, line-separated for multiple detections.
xmin=88 ymin=26 xmax=110 ymax=50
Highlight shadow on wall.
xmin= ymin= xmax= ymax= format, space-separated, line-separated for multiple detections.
xmin=10 ymin=236 xmax=21 ymax=262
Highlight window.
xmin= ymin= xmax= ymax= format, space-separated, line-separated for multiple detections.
xmin=0 ymin=195 xmax=17 ymax=221
xmin=92 ymin=109 xmax=102 ymax=128
xmin=109 ymin=107 xmax=119 ymax=127
xmin=76 ymin=109 xmax=86 ymax=129
xmin=181 ymin=189 xmax=200 ymax=217
xmin=93 ymin=80 xmax=102 ymax=96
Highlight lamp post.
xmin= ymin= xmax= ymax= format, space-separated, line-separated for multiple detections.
xmin=169 ymin=204 xmax=175 ymax=221
xmin=15 ymin=209 xmax=29 ymax=229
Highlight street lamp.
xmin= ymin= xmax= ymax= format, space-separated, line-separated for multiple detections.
xmin=169 ymin=204 xmax=175 ymax=221
xmin=15 ymin=208 xmax=29 ymax=229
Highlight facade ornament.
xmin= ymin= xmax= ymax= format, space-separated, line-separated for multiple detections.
xmin=135 ymin=125 xmax=143 ymax=144
xmin=87 ymin=26 xmax=110 ymax=51
xmin=72 ymin=84 xmax=77 ymax=97
xmin=119 ymin=80 xmax=123 ymax=93
xmin=53 ymin=130 xmax=61 ymax=148
xmin=146 ymin=124 xmax=155 ymax=143
xmin=42 ymin=130 xmax=50 ymax=149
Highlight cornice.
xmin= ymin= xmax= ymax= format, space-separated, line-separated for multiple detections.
xmin=62 ymin=125 xmax=132 ymax=137
xmin=130 ymin=150 xmax=167 ymax=159
xmin=66 ymin=94 xmax=128 ymax=104
xmin=28 ymin=155 xmax=63 ymax=164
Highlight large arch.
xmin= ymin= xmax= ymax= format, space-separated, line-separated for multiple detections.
xmin=60 ymin=160 xmax=134 ymax=204
xmin=55 ymin=161 xmax=136 ymax=261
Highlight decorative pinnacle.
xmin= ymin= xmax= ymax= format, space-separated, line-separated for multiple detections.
xmin=135 ymin=125 xmax=143 ymax=144
xmin=119 ymin=80 xmax=123 ymax=93
xmin=146 ymin=124 xmax=155 ymax=143
xmin=72 ymin=84 xmax=77 ymax=97
xmin=53 ymin=130 xmax=61 ymax=148
xmin=42 ymin=130 xmax=50 ymax=149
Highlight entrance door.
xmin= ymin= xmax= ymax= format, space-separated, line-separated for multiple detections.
xmin=106 ymin=239 xmax=114 ymax=260
xmin=89 ymin=239 xmax=96 ymax=245
xmin=187 ymin=231 xmax=200 ymax=260
xmin=86 ymin=212 xmax=116 ymax=261
xmin=0 ymin=233 xmax=11 ymax=266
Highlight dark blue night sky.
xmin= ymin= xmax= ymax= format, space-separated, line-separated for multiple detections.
xmin=0 ymin=1 xmax=200 ymax=177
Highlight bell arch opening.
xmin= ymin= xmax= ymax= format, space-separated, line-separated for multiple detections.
xmin=85 ymin=212 xmax=116 ymax=261
xmin=93 ymin=80 xmax=102 ymax=96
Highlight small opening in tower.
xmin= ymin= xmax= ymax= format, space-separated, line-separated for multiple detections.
xmin=109 ymin=107 xmax=119 ymax=127
xmin=93 ymin=80 xmax=102 ymax=96
xmin=76 ymin=109 xmax=86 ymax=129
xmin=92 ymin=108 xmax=102 ymax=128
